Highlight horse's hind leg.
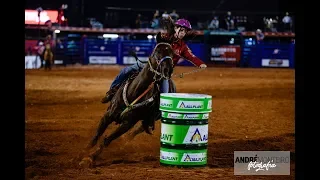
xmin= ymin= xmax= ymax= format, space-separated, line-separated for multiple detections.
xmin=87 ymin=112 xmax=113 ymax=149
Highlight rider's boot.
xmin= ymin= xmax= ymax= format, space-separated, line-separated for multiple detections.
xmin=101 ymin=86 xmax=120 ymax=104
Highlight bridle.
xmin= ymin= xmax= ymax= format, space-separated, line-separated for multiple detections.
xmin=120 ymin=43 xmax=174 ymax=117
xmin=147 ymin=42 xmax=174 ymax=81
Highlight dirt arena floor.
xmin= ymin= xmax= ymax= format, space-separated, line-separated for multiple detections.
xmin=25 ymin=65 xmax=295 ymax=180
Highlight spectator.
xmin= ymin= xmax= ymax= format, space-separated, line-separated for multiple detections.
xmin=169 ymin=10 xmax=179 ymax=22
xmin=263 ymin=17 xmax=273 ymax=32
xmin=225 ymin=11 xmax=235 ymax=30
xmin=208 ymin=16 xmax=219 ymax=30
xmin=57 ymin=4 xmax=68 ymax=26
xmin=256 ymin=29 xmax=264 ymax=44
xmin=37 ymin=41 xmax=45 ymax=68
xmin=151 ymin=10 xmax=160 ymax=29
xmin=154 ymin=10 xmax=160 ymax=19
xmin=135 ymin=14 xmax=142 ymax=28
xmin=89 ymin=18 xmax=103 ymax=28
xmin=282 ymin=12 xmax=292 ymax=32
xmin=44 ymin=44 xmax=53 ymax=71
xmin=273 ymin=16 xmax=279 ymax=32
xmin=45 ymin=35 xmax=53 ymax=46
xmin=162 ymin=11 xmax=169 ymax=19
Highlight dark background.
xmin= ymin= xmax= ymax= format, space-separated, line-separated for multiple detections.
xmin=25 ymin=0 xmax=296 ymax=30
xmin=25 ymin=0 xmax=294 ymax=12
xmin=25 ymin=0 xmax=295 ymax=23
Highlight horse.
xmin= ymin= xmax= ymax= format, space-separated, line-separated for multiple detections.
xmin=78 ymin=42 xmax=176 ymax=167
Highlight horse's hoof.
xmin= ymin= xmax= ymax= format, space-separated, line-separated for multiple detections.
xmin=70 ymin=157 xmax=79 ymax=164
xmin=146 ymin=127 xmax=154 ymax=135
xmin=79 ymin=157 xmax=93 ymax=168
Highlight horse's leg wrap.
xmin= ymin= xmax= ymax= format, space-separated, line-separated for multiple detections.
xmin=87 ymin=113 xmax=112 ymax=149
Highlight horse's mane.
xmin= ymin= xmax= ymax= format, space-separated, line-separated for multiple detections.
xmin=149 ymin=42 xmax=172 ymax=58
xmin=159 ymin=17 xmax=198 ymax=42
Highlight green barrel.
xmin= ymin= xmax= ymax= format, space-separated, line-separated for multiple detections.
xmin=160 ymin=147 xmax=207 ymax=167
xmin=159 ymin=93 xmax=212 ymax=167
xmin=159 ymin=93 xmax=212 ymax=113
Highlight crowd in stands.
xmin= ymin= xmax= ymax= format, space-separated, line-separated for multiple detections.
xmin=133 ymin=10 xmax=293 ymax=32
xmin=37 ymin=3 xmax=293 ymax=33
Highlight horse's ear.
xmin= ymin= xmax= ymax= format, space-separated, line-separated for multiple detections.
xmin=155 ymin=32 xmax=162 ymax=43
xmin=160 ymin=16 xmax=175 ymax=34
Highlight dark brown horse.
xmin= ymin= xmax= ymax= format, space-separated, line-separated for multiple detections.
xmin=79 ymin=42 xmax=175 ymax=167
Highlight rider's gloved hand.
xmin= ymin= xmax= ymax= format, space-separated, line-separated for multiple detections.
xmin=199 ymin=64 xmax=207 ymax=69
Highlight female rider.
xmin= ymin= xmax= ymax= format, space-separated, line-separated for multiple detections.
xmin=101 ymin=17 xmax=207 ymax=104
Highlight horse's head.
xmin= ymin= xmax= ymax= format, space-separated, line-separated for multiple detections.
xmin=148 ymin=42 xmax=174 ymax=80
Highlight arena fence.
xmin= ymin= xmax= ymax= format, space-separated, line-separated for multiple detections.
xmin=25 ymin=32 xmax=295 ymax=69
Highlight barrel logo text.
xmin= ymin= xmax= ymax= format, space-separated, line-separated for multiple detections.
xmin=160 ymin=99 xmax=173 ymax=108
xmin=177 ymin=101 xmax=204 ymax=109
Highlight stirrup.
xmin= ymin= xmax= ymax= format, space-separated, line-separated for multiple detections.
xmin=101 ymin=95 xmax=111 ymax=104
xmin=101 ymin=92 xmax=112 ymax=104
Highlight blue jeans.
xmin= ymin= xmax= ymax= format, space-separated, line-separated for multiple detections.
xmin=110 ymin=63 xmax=170 ymax=93
xmin=110 ymin=63 xmax=141 ymax=88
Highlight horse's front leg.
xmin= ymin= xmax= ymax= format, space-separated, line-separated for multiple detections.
xmin=74 ymin=111 xmax=114 ymax=164
xmin=79 ymin=118 xmax=138 ymax=168
xmin=87 ymin=112 xmax=114 ymax=149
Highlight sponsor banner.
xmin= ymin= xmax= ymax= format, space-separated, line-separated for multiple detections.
xmin=160 ymin=123 xmax=208 ymax=145
xmin=89 ymin=56 xmax=117 ymax=64
xmin=86 ymin=44 xmax=118 ymax=56
xmin=160 ymin=148 xmax=207 ymax=166
xmin=210 ymin=45 xmax=241 ymax=62
xmin=234 ymin=151 xmax=291 ymax=175
xmin=261 ymin=59 xmax=289 ymax=67
xmin=121 ymin=42 xmax=154 ymax=65
xmin=25 ymin=9 xmax=58 ymax=25
xmin=25 ymin=55 xmax=41 ymax=69
xmin=123 ymin=56 xmax=149 ymax=65
xmin=54 ymin=60 xmax=64 ymax=65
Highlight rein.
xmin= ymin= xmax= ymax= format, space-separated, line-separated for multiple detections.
xmin=120 ymin=81 xmax=155 ymax=117
xmin=147 ymin=56 xmax=172 ymax=80
xmin=120 ymin=43 xmax=173 ymax=117
xmin=172 ymin=67 xmax=206 ymax=78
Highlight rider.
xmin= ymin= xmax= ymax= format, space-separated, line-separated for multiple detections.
xmin=101 ymin=17 xmax=207 ymax=103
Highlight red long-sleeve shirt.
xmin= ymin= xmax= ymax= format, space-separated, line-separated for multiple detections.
xmin=158 ymin=33 xmax=205 ymax=67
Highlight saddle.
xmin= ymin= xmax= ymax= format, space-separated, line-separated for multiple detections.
xmin=110 ymin=72 xmax=140 ymax=97
xmin=127 ymin=72 xmax=140 ymax=83
xmin=118 ymin=72 xmax=140 ymax=89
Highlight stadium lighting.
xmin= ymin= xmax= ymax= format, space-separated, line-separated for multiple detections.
xmin=103 ymin=34 xmax=119 ymax=39
xmin=54 ymin=29 xmax=60 ymax=33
